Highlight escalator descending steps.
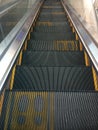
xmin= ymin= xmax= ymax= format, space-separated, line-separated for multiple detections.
xmin=1 ymin=91 xmax=98 ymax=130
xmin=0 ymin=0 xmax=97 ymax=129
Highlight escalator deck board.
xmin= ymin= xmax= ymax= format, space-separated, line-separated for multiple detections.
xmin=13 ymin=66 xmax=94 ymax=90
xmin=22 ymin=51 xmax=85 ymax=66
xmin=27 ymin=40 xmax=80 ymax=51
xmin=1 ymin=91 xmax=98 ymax=130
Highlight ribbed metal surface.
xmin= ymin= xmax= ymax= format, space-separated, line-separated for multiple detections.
xmin=0 ymin=0 xmax=97 ymax=129
xmin=22 ymin=51 xmax=85 ymax=66
xmin=1 ymin=91 xmax=98 ymax=130
xmin=38 ymin=14 xmax=67 ymax=22
xmin=36 ymin=21 xmax=69 ymax=26
xmin=13 ymin=66 xmax=94 ymax=90
xmin=27 ymin=40 xmax=80 ymax=51
xmin=34 ymin=25 xmax=71 ymax=32
xmin=30 ymin=32 xmax=75 ymax=40
xmin=41 ymin=8 xmax=64 ymax=12
xmin=38 ymin=15 xmax=67 ymax=22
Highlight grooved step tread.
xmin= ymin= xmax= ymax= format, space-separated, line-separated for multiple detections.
xmin=34 ymin=26 xmax=71 ymax=32
xmin=27 ymin=40 xmax=80 ymax=51
xmin=41 ymin=8 xmax=64 ymax=12
xmin=1 ymin=91 xmax=98 ymax=130
xmin=38 ymin=16 xmax=67 ymax=22
xmin=13 ymin=66 xmax=94 ymax=90
xmin=40 ymin=12 xmax=65 ymax=15
xmin=42 ymin=6 xmax=62 ymax=9
xmin=36 ymin=21 xmax=69 ymax=26
xmin=30 ymin=32 xmax=75 ymax=40
xmin=39 ymin=13 xmax=66 ymax=17
xmin=22 ymin=51 xmax=85 ymax=66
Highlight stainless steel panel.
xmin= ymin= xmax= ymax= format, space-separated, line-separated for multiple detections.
xmin=0 ymin=0 xmax=44 ymax=92
xmin=62 ymin=0 xmax=98 ymax=72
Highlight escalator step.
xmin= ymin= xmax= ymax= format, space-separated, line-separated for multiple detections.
xmin=30 ymin=32 xmax=75 ymax=40
xmin=36 ymin=21 xmax=69 ymax=26
xmin=1 ymin=91 xmax=98 ymax=130
xmin=38 ymin=16 xmax=67 ymax=22
xmin=13 ymin=66 xmax=94 ymax=90
xmin=34 ymin=25 xmax=71 ymax=32
xmin=42 ymin=6 xmax=62 ymax=9
xmin=39 ymin=13 xmax=66 ymax=18
xmin=27 ymin=40 xmax=80 ymax=51
xmin=22 ymin=51 xmax=85 ymax=66
xmin=41 ymin=8 xmax=64 ymax=12
xmin=40 ymin=12 xmax=65 ymax=15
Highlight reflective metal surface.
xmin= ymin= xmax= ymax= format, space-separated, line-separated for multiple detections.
xmin=62 ymin=0 xmax=98 ymax=72
xmin=0 ymin=0 xmax=44 ymax=92
xmin=0 ymin=0 xmax=21 ymax=18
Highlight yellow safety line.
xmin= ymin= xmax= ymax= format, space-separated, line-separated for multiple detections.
xmin=84 ymin=51 xmax=90 ymax=66
xmin=4 ymin=92 xmax=13 ymax=130
xmin=50 ymin=92 xmax=54 ymax=130
xmin=92 ymin=67 xmax=98 ymax=90
xmin=37 ymin=22 xmax=53 ymax=26
xmin=18 ymin=50 xmax=23 ymax=65
xmin=79 ymin=42 xmax=83 ymax=51
xmin=75 ymin=33 xmax=79 ymax=40
xmin=24 ymin=41 xmax=28 ymax=51
xmin=28 ymin=32 xmax=31 ymax=40
xmin=10 ymin=65 xmax=16 ymax=90
xmin=72 ymin=27 xmax=75 ymax=33
xmin=0 ymin=90 xmax=5 ymax=115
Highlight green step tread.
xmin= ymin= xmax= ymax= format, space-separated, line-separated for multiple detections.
xmin=13 ymin=66 xmax=94 ymax=90
xmin=30 ymin=32 xmax=75 ymax=40
xmin=27 ymin=40 xmax=80 ymax=51
xmin=22 ymin=51 xmax=85 ymax=66
xmin=1 ymin=91 xmax=98 ymax=130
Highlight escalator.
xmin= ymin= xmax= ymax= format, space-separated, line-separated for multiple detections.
xmin=0 ymin=0 xmax=98 ymax=129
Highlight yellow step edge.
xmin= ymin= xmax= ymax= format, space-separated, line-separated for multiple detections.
xmin=92 ymin=67 xmax=98 ymax=91
xmin=10 ymin=65 xmax=16 ymax=90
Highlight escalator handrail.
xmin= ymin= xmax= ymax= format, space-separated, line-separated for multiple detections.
xmin=0 ymin=0 xmax=44 ymax=93
xmin=61 ymin=0 xmax=98 ymax=72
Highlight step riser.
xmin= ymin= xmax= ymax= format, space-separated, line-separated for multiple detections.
xmin=22 ymin=51 xmax=85 ymax=66
xmin=13 ymin=66 xmax=94 ymax=90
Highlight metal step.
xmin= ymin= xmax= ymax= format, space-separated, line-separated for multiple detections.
xmin=22 ymin=51 xmax=85 ymax=66
xmin=1 ymin=91 xmax=98 ymax=130
xmin=39 ymin=13 xmax=66 ymax=18
xmin=34 ymin=25 xmax=71 ymax=32
xmin=36 ymin=21 xmax=69 ymax=26
xmin=30 ymin=32 xmax=75 ymax=40
xmin=13 ymin=66 xmax=94 ymax=90
xmin=41 ymin=8 xmax=64 ymax=12
xmin=42 ymin=5 xmax=63 ymax=9
xmin=38 ymin=16 xmax=67 ymax=22
xmin=27 ymin=40 xmax=80 ymax=51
